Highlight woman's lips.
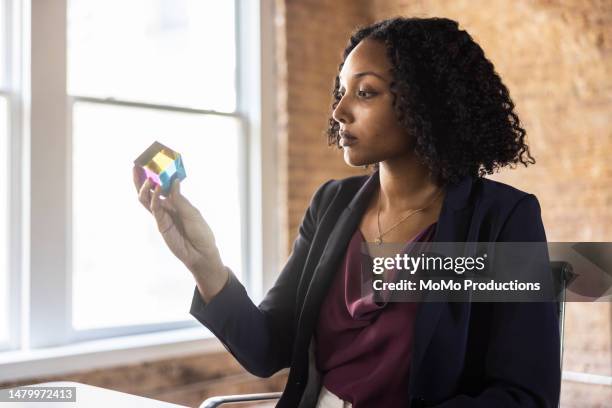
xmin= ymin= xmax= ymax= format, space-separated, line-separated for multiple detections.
xmin=340 ymin=131 xmax=358 ymax=147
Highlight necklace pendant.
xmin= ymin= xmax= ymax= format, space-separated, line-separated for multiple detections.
xmin=376 ymin=237 xmax=383 ymax=245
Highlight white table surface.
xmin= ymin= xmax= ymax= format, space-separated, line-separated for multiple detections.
xmin=0 ymin=381 xmax=189 ymax=407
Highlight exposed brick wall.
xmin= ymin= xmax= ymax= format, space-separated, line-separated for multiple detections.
xmin=276 ymin=0 xmax=372 ymax=259
xmin=279 ymin=0 xmax=611 ymax=407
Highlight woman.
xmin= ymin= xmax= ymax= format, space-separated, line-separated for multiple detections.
xmin=134 ymin=17 xmax=560 ymax=408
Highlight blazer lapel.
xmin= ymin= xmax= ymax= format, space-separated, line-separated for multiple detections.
xmin=296 ymin=171 xmax=380 ymax=338
xmin=408 ymin=175 xmax=475 ymax=390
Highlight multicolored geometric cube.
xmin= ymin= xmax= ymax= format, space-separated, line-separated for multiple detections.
xmin=134 ymin=141 xmax=186 ymax=197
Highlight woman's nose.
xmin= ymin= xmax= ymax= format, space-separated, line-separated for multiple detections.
xmin=332 ymin=96 xmax=351 ymax=125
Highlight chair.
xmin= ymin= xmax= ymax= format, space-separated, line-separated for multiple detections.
xmin=199 ymin=391 xmax=282 ymax=408
xmin=199 ymin=261 xmax=574 ymax=408
xmin=550 ymin=261 xmax=574 ymax=369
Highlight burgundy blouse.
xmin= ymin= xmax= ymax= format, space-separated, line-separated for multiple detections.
xmin=314 ymin=222 xmax=437 ymax=408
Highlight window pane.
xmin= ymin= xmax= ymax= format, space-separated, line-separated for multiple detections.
xmin=0 ymin=96 xmax=8 ymax=343
xmin=0 ymin=0 xmax=6 ymax=88
xmin=67 ymin=0 xmax=236 ymax=112
xmin=72 ymin=101 xmax=243 ymax=330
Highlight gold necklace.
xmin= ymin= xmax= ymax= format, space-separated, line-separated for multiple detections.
xmin=375 ymin=186 xmax=445 ymax=245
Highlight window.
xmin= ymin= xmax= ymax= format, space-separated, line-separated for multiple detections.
xmin=0 ymin=97 xmax=8 ymax=346
xmin=0 ymin=0 xmax=280 ymax=381
xmin=0 ymin=0 xmax=279 ymax=363
xmin=67 ymin=0 xmax=236 ymax=111
xmin=0 ymin=0 xmax=5 ymax=86
xmin=66 ymin=0 xmax=244 ymax=336
xmin=70 ymin=102 xmax=243 ymax=330
xmin=0 ymin=0 xmax=11 ymax=347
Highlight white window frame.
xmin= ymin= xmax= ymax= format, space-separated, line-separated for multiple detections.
xmin=0 ymin=0 xmax=280 ymax=382
xmin=2 ymin=0 xmax=27 ymax=355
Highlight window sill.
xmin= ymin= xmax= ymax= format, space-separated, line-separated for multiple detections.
xmin=0 ymin=327 xmax=223 ymax=383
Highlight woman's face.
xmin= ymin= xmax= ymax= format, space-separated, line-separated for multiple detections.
xmin=333 ymin=38 xmax=413 ymax=167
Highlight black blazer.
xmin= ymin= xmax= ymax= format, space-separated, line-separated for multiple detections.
xmin=190 ymin=170 xmax=561 ymax=408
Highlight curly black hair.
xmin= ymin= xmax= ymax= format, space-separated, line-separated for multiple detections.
xmin=326 ymin=17 xmax=535 ymax=185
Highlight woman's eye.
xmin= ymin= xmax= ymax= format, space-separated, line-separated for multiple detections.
xmin=358 ymin=90 xmax=376 ymax=98
xmin=337 ymin=89 xmax=376 ymax=99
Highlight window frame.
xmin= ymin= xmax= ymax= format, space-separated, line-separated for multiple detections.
xmin=1 ymin=0 xmax=26 ymax=353
xmin=1 ymin=0 xmax=280 ymax=378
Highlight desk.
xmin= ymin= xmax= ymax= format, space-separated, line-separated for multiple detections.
xmin=0 ymin=381 xmax=189 ymax=407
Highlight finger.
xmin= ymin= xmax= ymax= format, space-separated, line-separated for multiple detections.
xmin=169 ymin=178 xmax=180 ymax=200
xmin=161 ymin=185 xmax=178 ymax=211
xmin=138 ymin=179 xmax=153 ymax=212
xmin=150 ymin=183 xmax=161 ymax=213
xmin=151 ymin=184 xmax=173 ymax=234
xmin=151 ymin=183 xmax=168 ymax=215
xmin=132 ymin=166 xmax=146 ymax=193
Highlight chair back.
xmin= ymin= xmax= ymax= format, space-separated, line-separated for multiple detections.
xmin=550 ymin=261 xmax=574 ymax=368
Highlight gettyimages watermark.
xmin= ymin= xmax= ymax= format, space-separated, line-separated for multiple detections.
xmin=358 ymin=242 xmax=612 ymax=302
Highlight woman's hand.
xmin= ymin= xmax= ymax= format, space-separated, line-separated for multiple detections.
xmin=132 ymin=166 xmax=228 ymax=301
